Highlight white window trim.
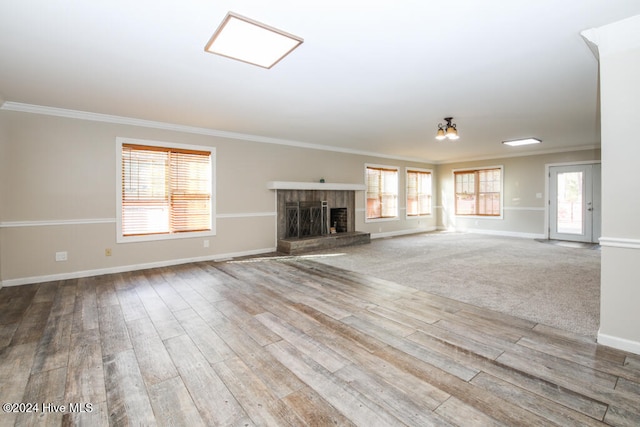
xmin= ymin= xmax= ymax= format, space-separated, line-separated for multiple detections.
xmin=405 ymin=167 xmax=434 ymax=220
xmin=116 ymin=137 xmax=216 ymax=243
xmin=364 ymin=163 xmax=400 ymax=223
xmin=452 ymin=165 xmax=504 ymax=220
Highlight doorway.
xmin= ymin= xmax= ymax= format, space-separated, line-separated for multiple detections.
xmin=548 ymin=163 xmax=601 ymax=243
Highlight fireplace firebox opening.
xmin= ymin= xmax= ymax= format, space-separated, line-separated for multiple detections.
xmin=330 ymin=207 xmax=348 ymax=233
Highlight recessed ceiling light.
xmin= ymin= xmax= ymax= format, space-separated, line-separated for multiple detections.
xmin=204 ymin=12 xmax=303 ymax=69
xmin=502 ymin=138 xmax=542 ymax=147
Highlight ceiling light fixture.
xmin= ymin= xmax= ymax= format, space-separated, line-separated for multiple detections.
xmin=205 ymin=12 xmax=303 ymax=69
xmin=502 ymin=138 xmax=542 ymax=147
xmin=436 ymin=117 xmax=459 ymax=140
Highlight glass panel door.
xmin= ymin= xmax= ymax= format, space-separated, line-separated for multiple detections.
xmin=556 ymin=170 xmax=584 ymax=234
xmin=549 ymin=164 xmax=599 ymax=243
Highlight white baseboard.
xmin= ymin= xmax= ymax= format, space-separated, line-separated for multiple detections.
xmin=370 ymin=226 xmax=437 ymax=240
xmin=597 ymin=332 xmax=640 ymax=355
xmin=437 ymin=226 xmax=545 ymax=240
xmin=0 ymin=247 xmax=276 ymax=288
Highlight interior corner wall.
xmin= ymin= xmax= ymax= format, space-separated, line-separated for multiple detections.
xmin=0 ymin=113 xmax=7 ymax=285
xmin=435 ymin=149 xmax=601 ymax=238
xmin=0 ymin=109 xmax=437 ymax=286
xmin=588 ymin=15 xmax=640 ymax=355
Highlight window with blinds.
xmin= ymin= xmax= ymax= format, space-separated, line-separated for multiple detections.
xmin=454 ymin=167 xmax=502 ymax=216
xmin=406 ymin=169 xmax=432 ymax=216
xmin=366 ymin=166 xmax=398 ymax=219
xmin=119 ymin=141 xmax=213 ymax=239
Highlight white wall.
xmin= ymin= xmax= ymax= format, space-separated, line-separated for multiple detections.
xmin=583 ymin=15 xmax=640 ymax=355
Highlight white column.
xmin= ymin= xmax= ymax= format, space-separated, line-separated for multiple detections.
xmin=582 ymin=15 xmax=640 ymax=354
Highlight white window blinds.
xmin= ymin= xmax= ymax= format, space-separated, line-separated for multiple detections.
xmin=366 ymin=166 xmax=398 ymax=219
xmin=407 ymin=170 xmax=432 ymax=216
xmin=454 ymin=167 xmax=501 ymax=216
xmin=122 ymin=144 xmax=212 ymax=236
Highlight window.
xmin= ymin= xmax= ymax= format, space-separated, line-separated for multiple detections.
xmin=366 ymin=165 xmax=398 ymax=219
xmin=406 ymin=169 xmax=432 ymax=216
xmin=454 ymin=167 xmax=502 ymax=216
xmin=117 ymin=138 xmax=215 ymax=241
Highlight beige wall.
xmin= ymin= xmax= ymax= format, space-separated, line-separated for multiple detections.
xmin=0 ymin=110 xmax=437 ymax=285
xmin=436 ymin=149 xmax=601 ymax=237
xmin=584 ymin=15 xmax=640 ymax=354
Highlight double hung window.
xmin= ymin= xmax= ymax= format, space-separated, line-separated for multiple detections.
xmin=366 ymin=166 xmax=398 ymax=220
xmin=454 ymin=167 xmax=502 ymax=216
xmin=406 ymin=169 xmax=432 ymax=216
xmin=117 ymin=139 xmax=215 ymax=241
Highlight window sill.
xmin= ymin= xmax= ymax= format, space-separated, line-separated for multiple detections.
xmin=365 ymin=217 xmax=399 ymax=223
xmin=454 ymin=215 xmax=503 ymax=220
xmin=117 ymin=229 xmax=216 ymax=244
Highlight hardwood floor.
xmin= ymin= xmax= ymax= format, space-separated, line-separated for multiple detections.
xmin=1 ymin=257 xmax=639 ymax=426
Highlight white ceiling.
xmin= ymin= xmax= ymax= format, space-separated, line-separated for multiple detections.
xmin=1 ymin=1 xmax=639 ymax=163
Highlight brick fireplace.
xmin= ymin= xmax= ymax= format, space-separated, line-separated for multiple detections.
xmin=267 ymin=181 xmax=371 ymax=254
xmin=276 ymin=190 xmax=355 ymax=240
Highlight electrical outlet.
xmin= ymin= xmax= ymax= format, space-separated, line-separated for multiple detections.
xmin=105 ymin=248 xmax=112 ymax=256
xmin=55 ymin=251 xmax=68 ymax=262
xmin=203 ymin=240 xmax=210 ymax=248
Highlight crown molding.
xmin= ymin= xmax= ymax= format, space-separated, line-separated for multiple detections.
xmin=0 ymin=101 xmax=431 ymax=164
xmin=581 ymin=15 xmax=640 ymax=57
xmin=1 ymin=101 xmax=601 ymax=166
xmin=436 ymin=144 xmax=601 ymax=165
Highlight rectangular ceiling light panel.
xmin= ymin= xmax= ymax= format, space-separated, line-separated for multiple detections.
xmin=502 ymin=138 xmax=542 ymax=146
xmin=205 ymin=12 xmax=303 ymax=69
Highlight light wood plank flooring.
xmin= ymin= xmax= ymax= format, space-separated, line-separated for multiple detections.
xmin=1 ymin=257 xmax=639 ymax=426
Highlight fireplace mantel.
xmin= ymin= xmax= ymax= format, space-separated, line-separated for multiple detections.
xmin=267 ymin=181 xmax=366 ymax=191
xmin=270 ymin=182 xmax=370 ymax=253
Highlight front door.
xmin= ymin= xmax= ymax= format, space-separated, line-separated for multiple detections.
xmin=549 ymin=164 xmax=601 ymax=243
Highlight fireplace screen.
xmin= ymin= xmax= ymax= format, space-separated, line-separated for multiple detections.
xmin=285 ymin=201 xmax=328 ymax=238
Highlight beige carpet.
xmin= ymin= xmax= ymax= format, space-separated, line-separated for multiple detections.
xmin=304 ymin=232 xmax=601 ymax=338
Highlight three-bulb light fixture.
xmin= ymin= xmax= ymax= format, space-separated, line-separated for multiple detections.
xmin=436 ymin=117 xmax=459 ymax=140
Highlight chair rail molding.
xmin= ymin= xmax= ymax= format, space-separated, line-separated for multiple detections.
xmin=599 ymin=237 xmax=640 ymax=250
